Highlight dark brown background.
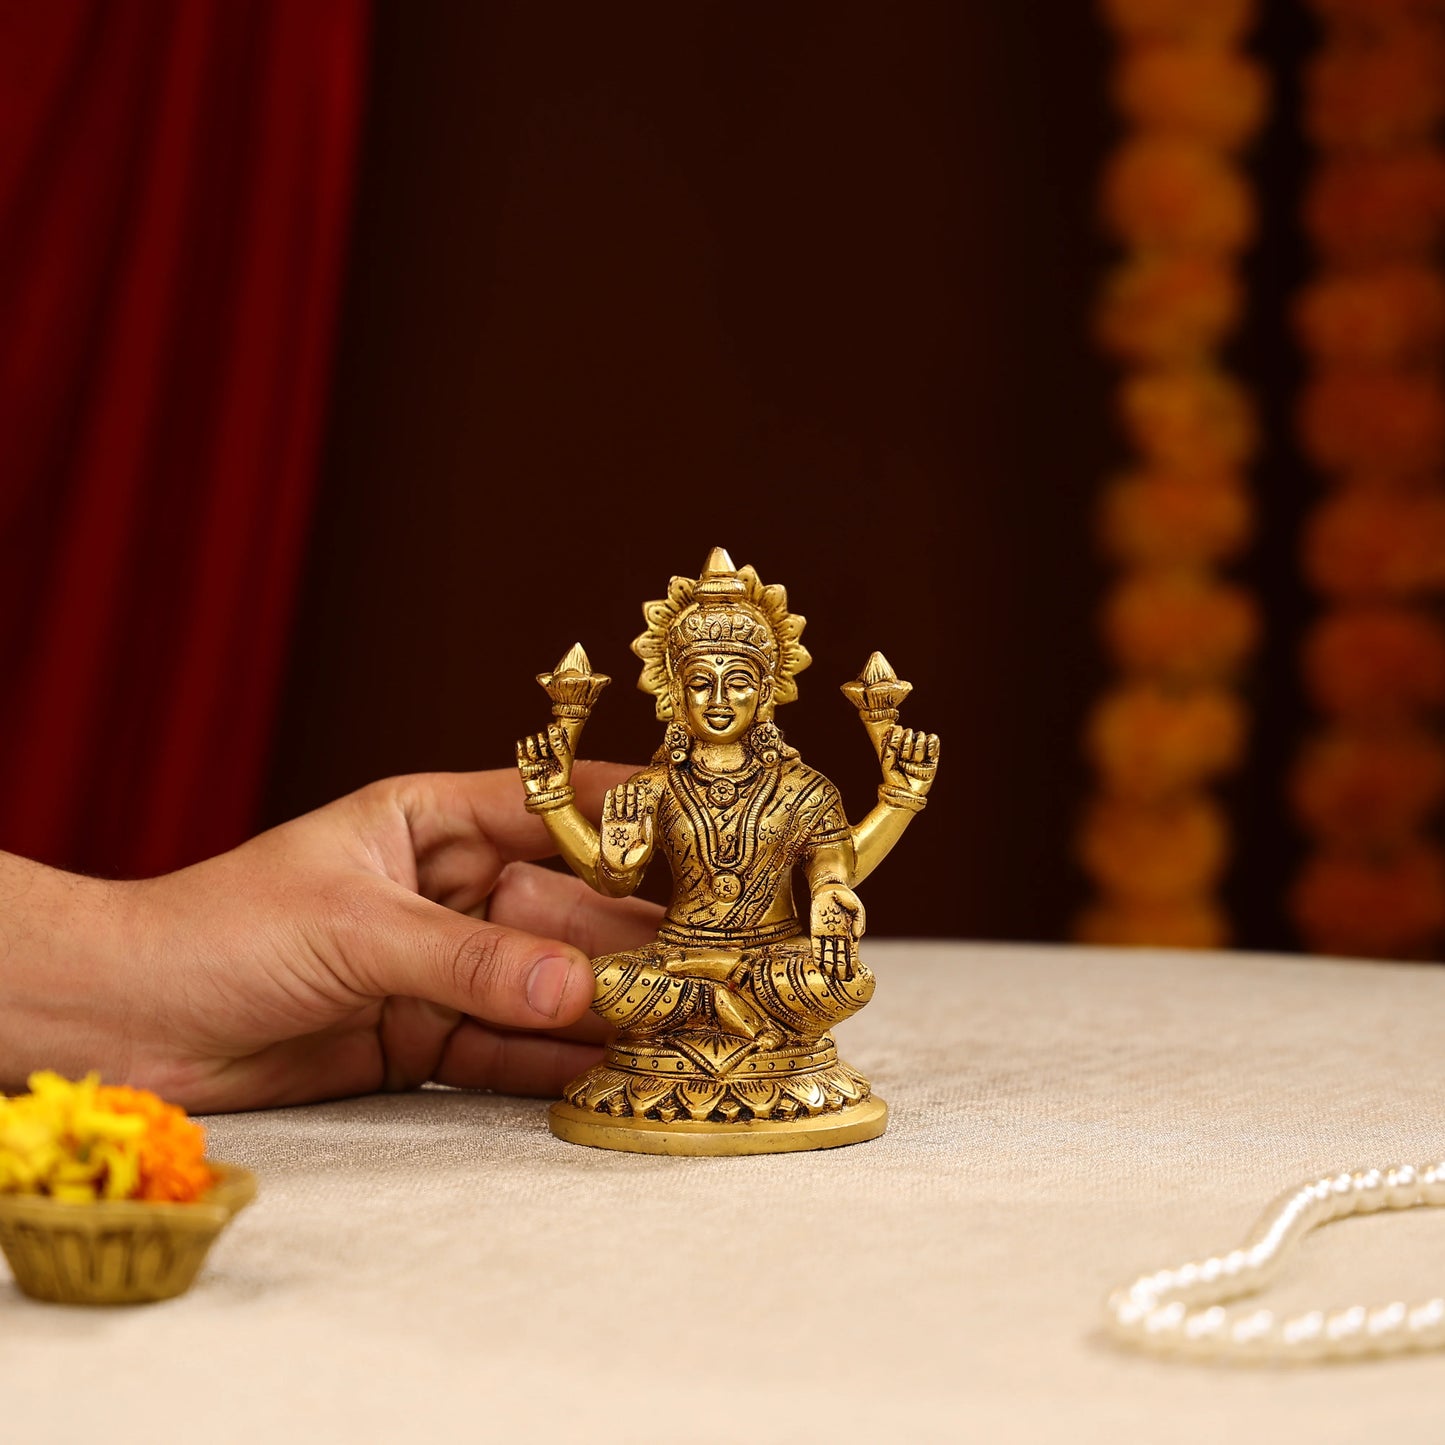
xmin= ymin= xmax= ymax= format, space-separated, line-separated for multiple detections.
xmin=265 ymin=2 xmax=1315 ymax=946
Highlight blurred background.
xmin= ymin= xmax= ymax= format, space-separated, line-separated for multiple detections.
xmin=4 ymin=0 xmax=1440 ymax=959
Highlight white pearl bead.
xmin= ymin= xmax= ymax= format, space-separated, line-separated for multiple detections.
xmin=1230 ymin=1308 xmax=1275 ymax=1346
xmin=1386 ymin=1165 xmax=1419 ymax=1208
xmin=1173 ymin=1261 xmax=1201 ymax=1293
xmin=1329 ymin=1171 xmax=1356 ymax=1217
xmin=1126 ymin=1277 xmax=1157 ymax=1306
xmin=1353 ymin=1168 xmax=1387 ymax=1213
xmin=1366 ymin=1301 xmax=1407 ymax=1339
xmin=1422 ymin=1164 xmax=1445 ymax=1206
xmin=1184 ymin=1306 xmax=1228 ymax=1342
xmin=1106 ymin=1161 xmax=1445 ymax=1362
xmin=1251 ymin=1233 xmax=1284 ymax=1265
xmin=1326 ymin=1305 xmax=1369 ymax=1353
xmin=1280 ymin=1309 xmax=1328 ymax=1359
xmin=1281 ymin=1309 xmax=1324 ymax=1344
xmin=1288 ymin=1192 xmax=1323 ymax=1231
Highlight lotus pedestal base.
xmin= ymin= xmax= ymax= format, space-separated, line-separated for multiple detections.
xmin=549 ymin=1095 xmax=887 ymax=1155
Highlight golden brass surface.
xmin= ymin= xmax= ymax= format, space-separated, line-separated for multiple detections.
xmin=548 ymin=1097 xmax=888 ymax=1155
xmin=0 ymin=1163 xmax=256 ymax=1304
xmin=517 ymin=549 xmax=939 ymax=1154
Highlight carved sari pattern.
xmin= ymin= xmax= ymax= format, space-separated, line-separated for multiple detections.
xmin=572 ymin=756 xmax=873 ymax=1123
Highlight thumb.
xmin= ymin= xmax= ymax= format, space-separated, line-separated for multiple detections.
xmin=336 ymin=887 xmax=597 ymax=1028
xmin=547 ymin=722 xmax=573 ymax=765
xmin=880 ymin=725 xmax=900 ymax=767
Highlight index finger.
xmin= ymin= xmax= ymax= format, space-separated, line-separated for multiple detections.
xmin=390 ymin=762 xmax=650 ymax=909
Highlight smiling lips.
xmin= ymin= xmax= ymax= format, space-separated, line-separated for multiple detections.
xmin=704 ymin=710 xmax=735 ymax=730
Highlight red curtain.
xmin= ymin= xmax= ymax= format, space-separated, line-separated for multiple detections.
xmin=0 ymin=0 xmax=368 ymax=877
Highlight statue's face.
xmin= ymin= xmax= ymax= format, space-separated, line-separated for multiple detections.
xmin=680 ymin=654 xmax=765 ymax=745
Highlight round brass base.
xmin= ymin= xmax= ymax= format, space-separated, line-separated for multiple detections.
xmin=548 ymin=1096 xmax=888 ymax=1156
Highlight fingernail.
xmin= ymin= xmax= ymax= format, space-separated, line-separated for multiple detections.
xmin=526 ymin=955 xmax=574 ymax=1019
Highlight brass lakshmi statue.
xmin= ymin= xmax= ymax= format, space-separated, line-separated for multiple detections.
xmin=516 ymin=549 xmax=940 ymax=1154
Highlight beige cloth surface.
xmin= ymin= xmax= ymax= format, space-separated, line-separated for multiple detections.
xmin=5 ymin=940 xmax=1445 ymax=1443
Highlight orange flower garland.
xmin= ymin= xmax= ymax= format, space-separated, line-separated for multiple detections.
xmin=1291 ymin=0 xmax=1445 ymax=959
xmin=1081 ymin=0 xmax=1267 ymax=948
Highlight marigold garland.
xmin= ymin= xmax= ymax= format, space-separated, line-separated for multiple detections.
xmin=1304 ymin=490 xmax=1445 ymax=597
xmin=1096 ymin=255 xmax=1242 ymax=363
xmin=1305 ymin=152 xmax=1445 ymax=264
xmin=0 ymin=1071 xmax=215 ymax=1204
xmin=1291 ymin=0 xmax=1445 ymax=959
xmin=1101 ymin=470 xmax=1253 ymax=565
xmin=1296 ymin=266 xmax=1445 ymax=369
xmin=1292 ymin=726 xmax=1445 ymax=844
xmin=1292 ymin=842 xmax=1445 ymax=960
xmin=1080 ymin=1 xmax=1266 ymax=947
xmin=1087 ymin=684 xmax=1246 ymax=801
xmin=1076 ymin=897 xmax=1228 ymax=950
xmin=1119 ymin=365 xmax=1259 ymax=469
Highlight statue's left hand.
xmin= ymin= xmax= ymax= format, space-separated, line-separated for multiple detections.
xmin=880 ymin=725 xmax=941 ymax=799
xmin=811 ymin=884 xmax=865 ymax=981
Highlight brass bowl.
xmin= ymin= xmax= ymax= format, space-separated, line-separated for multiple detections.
xmin=0 ymin=1163 xmax=256 ymax=1305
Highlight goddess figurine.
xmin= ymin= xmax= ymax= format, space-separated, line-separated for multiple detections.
xmin=516 ymin=549 xmax=940 ymax=1154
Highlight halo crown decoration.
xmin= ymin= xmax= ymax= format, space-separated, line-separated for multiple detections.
xmin=631 ymin=549 xmax=812 ymax=719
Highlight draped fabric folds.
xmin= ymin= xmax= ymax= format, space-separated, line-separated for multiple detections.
xmin=0 ymin=1 xmax=369 ymax=877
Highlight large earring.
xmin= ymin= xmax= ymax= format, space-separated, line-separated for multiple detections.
xmin=664 ymin=721 xmax=691 ymax=765
xmin=747 ymin=720 xmax=782 ymax=766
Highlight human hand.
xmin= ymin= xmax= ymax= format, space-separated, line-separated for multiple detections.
xmin=880 ymin=725 xmax=941 ymax=800
xmin=516 ymin=722 xmax=575 ymax=799
xmin=0 ymin=765 xmax=659 ymax=1112
xmin=599 ymin=781 xmax=654 ymax=875
xmin=810 ymin=884 xmax=865 ymax=981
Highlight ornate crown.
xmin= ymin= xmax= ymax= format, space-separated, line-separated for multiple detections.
xmin=631 ymin=548 xmax=811 ymax=719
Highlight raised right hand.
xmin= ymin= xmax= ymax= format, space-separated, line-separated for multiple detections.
xmin=600 ymin=781 xmax=654 ymax=874
xmin=515 ymin=722 xmax=574 ymax=798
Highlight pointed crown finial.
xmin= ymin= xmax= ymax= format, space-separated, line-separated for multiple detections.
xmin=695 ymin=546 xmax=745 ymax=603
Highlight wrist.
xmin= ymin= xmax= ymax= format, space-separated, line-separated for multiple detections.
xmin=878 ymin=784 xmax=927 ymax=814
xmin=0 ymin=857 xmax=138 ymax=1091
xmin=596 ymin=860 xmax=636 ymax=897
xmin=524 ymin=783 xmax=576 ymax=813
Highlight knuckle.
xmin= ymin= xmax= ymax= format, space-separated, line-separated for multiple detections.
xmin=447 ymin=926 xmax=510 ymax=1003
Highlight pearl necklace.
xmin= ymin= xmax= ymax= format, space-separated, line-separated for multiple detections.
xmin=1106 ymin=1161 xmax=1445 ymax=1361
